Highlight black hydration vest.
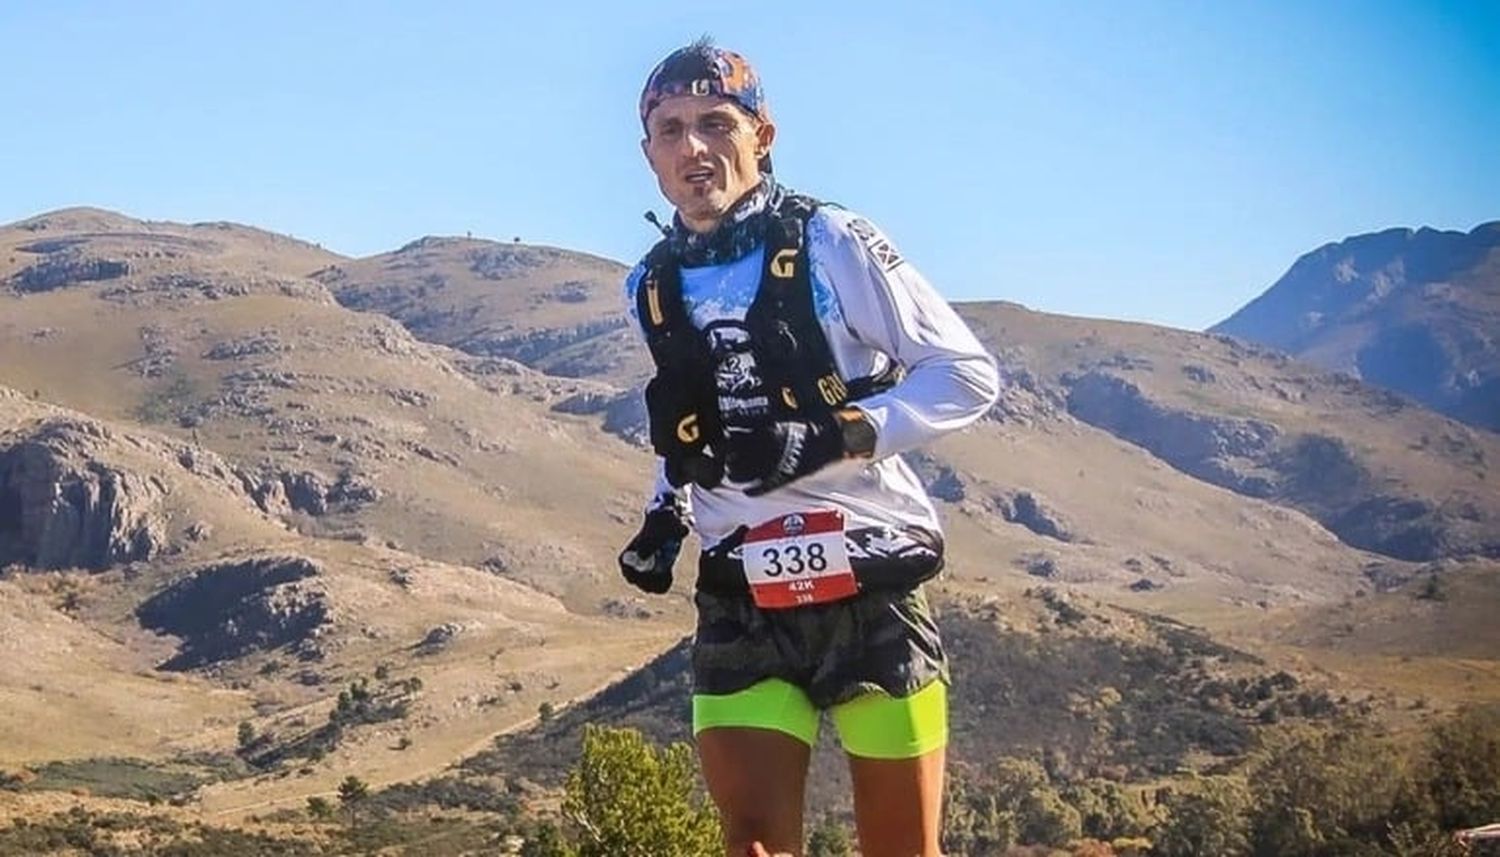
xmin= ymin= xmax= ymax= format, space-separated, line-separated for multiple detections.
xmin=635 ymin=194 xmax=900 ymax=489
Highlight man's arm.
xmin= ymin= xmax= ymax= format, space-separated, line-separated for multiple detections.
xmin=813 ymin=210 xmax=1000 ymax=459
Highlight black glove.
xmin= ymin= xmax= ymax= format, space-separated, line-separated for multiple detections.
xmin=724 ymin=413 xmax=849 ymax=497
xmin=618 ymin=505 xmax=690 ymax=594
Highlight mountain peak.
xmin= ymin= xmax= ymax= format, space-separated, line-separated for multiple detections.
xmin=6 ymin=206 xmax=145 ymax=233
xmin=1213 ymin=219 xmax=1500 ymax=431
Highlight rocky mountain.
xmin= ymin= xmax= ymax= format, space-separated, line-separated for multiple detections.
xmin=315 ymin=237 xmax=645 ymax=386
xmin=1 ymin=206 xmax=1496 ymax=828
xmin=0 ymin=385 xmax=674 ymax=793
xmin=0 ymin=209 xmax=686 ymax=814
xmin=1 ymin=209 xmax=658 ymax=608
xmin=958 ymin=304 xmax=1499 ymax=564
xmin=1213 ymin=221 xmax=1500 ymax=432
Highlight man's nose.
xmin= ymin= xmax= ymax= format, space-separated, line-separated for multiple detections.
xmin=678 ymin=128 xmax=709 ymax=155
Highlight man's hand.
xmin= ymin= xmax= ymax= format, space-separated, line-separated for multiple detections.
xmin=725 ymin=409 xmax=873 ymax=497
xmin=618 ymin=505 xmax=690 ymax=594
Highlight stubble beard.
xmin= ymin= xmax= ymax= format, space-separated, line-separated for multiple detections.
xmin=675 ymin=183 xmax=731 ymax=232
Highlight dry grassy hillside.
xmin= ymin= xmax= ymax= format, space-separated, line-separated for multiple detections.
xmin=1 ymin=210 xmax=693 ymax=818
xmin=1 ymin=209 xmax=682 ymax=611
xmin=317 ymin=236 xmax=647 ymax=386
xmin=0 ymin=386 xmax=678 ymax=816
xmin=958 ymin=302 xmax=1498 ymax=562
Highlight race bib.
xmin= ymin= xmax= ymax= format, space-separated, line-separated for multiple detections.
xmin=742 ymin=510 xmax=859 ymax=609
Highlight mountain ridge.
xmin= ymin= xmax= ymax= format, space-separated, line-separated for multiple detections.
xmin=1213 ymin=219 xmax=1500 ymax=432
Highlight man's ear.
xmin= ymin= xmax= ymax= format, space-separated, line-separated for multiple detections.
xmin=755 ymin=120 xmax=777 ymax=161
xmin=640 ymin=136 xmax=651 ymax=164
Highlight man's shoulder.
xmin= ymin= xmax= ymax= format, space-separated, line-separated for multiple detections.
xmin=624 ymin=232 xmax=679 ymax=293
xmin=806 ymin=204 xmax=905 ymax=276
xmin=801 ymin=199 xmax=859 ymax=238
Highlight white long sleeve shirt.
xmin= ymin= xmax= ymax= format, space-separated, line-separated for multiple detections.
xmin=624 ymin=205 xmax=1000 ymax=550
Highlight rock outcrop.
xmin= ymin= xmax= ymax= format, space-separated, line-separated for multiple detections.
xmin=7 ymin=253 xmax=130 ymax=293
xmin=242 ymin=468 xmax=381 ymax=517
xmin=136 ymin=555 xmax=330 ymax=670
xmin=458 ymin=318 xmax=629 ymax=373
xmin=988 ymin=348 xmax=1066 ymax=425
xmin=0 ymin=413 xmax=374 ymax=571
xmin=0 ymin=420 xmax=168 ymax=570
xmin=1061 ymin=371 xmax=1498 ymax=561
xmin=1065 ymin=371 xmax=1281 ymax=498
xmin=995 ymin=491 xmax=1076 ymax=543
xmin=905 ymin=452 xmax=967 ymax=503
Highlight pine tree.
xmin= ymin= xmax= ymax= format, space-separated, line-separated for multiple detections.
xmin=338 ymin=775 xmax=370 ymax=826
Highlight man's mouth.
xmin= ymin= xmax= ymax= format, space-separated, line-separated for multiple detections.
xmin=683 ymin=166 xmax=715 ymax=186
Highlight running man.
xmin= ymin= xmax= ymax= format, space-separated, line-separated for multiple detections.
xmin=619 ymin=39 xmax=1000 ymax=857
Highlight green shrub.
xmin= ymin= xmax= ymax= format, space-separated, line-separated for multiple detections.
xmin=561 ymin=725 xmax=719 ymax=857
xmin=1155 ymin=775 xmax=1251 ymax=857
xmin=807 ymin=813 xmax=853 ymax=856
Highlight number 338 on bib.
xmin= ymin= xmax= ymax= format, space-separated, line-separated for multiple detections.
xmin=742 ymin=510 xmax=859 ymax=609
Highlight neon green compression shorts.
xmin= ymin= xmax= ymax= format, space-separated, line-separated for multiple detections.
xmin=689 ymin=586 xmax=950 ymax=759
xmin=693 ymin=676 xmax=948 ymax=759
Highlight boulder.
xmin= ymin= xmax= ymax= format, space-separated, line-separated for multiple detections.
xmin=995 ymin=491 xmax=1075 ymax=542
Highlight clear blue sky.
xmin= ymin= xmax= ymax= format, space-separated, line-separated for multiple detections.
xmin=3 ymin=2 xmax=1496 ymax=330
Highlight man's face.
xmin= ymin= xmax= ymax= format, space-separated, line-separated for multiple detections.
xmin=642 ymin=95 xmax=776 ymax=233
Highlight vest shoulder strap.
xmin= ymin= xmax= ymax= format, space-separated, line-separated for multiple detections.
xmin=635 ymin=240 xmax=695 ymax=369
xmin=747 ymin=194 xmax=853 ymax=416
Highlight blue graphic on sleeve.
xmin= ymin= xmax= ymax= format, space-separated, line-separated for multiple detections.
xmin=623 ymin=262 xmax=647 ymax=328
